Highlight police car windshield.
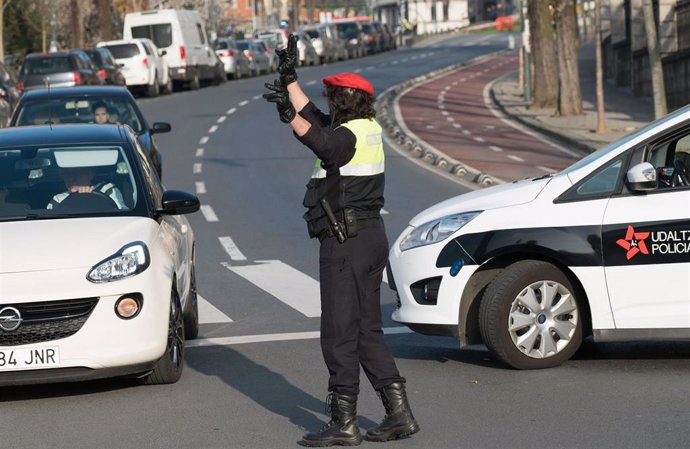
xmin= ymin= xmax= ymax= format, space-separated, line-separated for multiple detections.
xmin=0 ymin=145 xmax=137 ymax=220
xmin=562 ymin=105 xmax=690 ymax=175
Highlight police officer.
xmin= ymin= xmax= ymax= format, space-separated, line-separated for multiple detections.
xmin=263 ymin=35 xmax=419 ymax=447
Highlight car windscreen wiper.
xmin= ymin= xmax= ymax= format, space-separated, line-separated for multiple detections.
xmin=0 ymin=213 xmax=81 ymax=222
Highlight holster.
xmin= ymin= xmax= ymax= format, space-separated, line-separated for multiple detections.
xmin=343 ymin=208 xmax=358 ymax=238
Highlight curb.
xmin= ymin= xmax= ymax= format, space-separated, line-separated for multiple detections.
xmin=376 ymin=50 xmax=511 ymax=189
xmin=488 ymin=73 xmax=597 ymax=156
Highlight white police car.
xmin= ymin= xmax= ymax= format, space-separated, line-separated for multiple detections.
xmin=388 ymin=104 xmax=690 ymax=369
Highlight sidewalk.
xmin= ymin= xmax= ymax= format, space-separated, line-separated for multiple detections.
xmin=491 ymin=42 xmax=655 ymax=152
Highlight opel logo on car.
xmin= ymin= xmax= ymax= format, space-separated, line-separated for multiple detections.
xmin=0 ymin=307 xmax=23 ymax=332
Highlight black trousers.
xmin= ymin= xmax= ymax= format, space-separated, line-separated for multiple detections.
xmin=318 ymin=220 xmax=405 ymax=395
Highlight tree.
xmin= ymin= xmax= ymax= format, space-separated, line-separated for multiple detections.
xmin=95 ymin=0 xmax=114 ymax=41
xmin=554 ymin=0 xmax=582 ymax=115
xmin=642 ymin=0 xmax=667 ymax=118
xmin=594 ymin=0 xmax=606 ymax=132
xmin=70 ymin=0 xmax=83 ymax=48
xmin=527 ymin=0 xmax=558 ymax=109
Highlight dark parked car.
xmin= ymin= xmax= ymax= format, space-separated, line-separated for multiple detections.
xmin=0 ymin=62 xmax=21 ymax=127
xmin=17 ymin=50 xmax=104 ymax=91
xmin=360 ymin=21 xmax=383 ymax=54
xmin=83 ymin=48 xmax=126 ymax=86
xmin=9 ymin=86 xmax=169 ymax=177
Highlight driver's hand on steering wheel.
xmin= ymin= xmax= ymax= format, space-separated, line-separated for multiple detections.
xmin=69 ymin=185 xmax=95 ymax=193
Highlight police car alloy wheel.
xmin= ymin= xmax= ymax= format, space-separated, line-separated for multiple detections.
xmin=480 ymin=260 xmax=583 ymax=369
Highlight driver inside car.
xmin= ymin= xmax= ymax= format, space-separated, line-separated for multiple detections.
xmin=46 ymin=166 xmax=126 ymax=210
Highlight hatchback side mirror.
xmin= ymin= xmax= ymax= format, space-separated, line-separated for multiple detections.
xmin=627 ymin=162 xmax=657 ymax=192
xmin=159 ymin=190 xmax=200 ymax=215
xmin=151 ymin=122 xmax=171 ymax=134
xmin=159 ymin=50 xmax=167 ymax=57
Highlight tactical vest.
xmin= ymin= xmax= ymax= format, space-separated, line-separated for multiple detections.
xmin=303 ymin=118 xmax=385 ymax=238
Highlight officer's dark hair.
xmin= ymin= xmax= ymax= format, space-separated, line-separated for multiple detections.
xmin=325 ymin=86 xmax=376 ymax=124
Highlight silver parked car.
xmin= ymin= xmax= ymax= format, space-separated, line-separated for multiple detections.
xmin=302 ymin=25 xmax=335 ymax=64
xmin=214 ymin=38 xmax=252 ymax=79
xmin=236 ymin=39 xmax=271 ymax=76
xmin=322 ymin=23 xmax=349 ymax=61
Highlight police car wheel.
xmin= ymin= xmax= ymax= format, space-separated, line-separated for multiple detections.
xmin=479 ymin=260 xmax=583 ymax=369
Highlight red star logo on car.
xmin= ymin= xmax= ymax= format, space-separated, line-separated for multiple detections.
xmin=616 ymin=225 xmax=650 ymax=260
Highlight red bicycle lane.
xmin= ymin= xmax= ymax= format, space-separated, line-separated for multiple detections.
xmin=397 ymin=52 xmax=582 ymax=182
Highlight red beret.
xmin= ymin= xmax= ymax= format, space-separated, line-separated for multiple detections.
xmin=322 ymin=72 xmax=375 ymax=96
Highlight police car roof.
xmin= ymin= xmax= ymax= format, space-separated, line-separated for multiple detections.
xmin=0 ymin=124 xmax=130 ymax=149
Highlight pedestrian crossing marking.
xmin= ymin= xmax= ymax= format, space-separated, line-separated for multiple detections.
xmin=198 ymin=295 xmax=234 ymax=324
xmin=223 ymin=260 xmax=321 ymax=317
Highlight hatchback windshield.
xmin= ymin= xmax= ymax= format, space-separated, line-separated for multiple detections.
xmin=0 ymin=145 xmax=137 ymax=219
xmin=102 ymin=44 xmax=140 ymax=59
xmin=14 ymin=97 xmax=144 ymax=133
xmin=21 ymin=57 xmax=74 ymax=76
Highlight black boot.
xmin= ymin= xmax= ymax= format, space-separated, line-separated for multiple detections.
xmin=300 ymin=393 xmax=362 ymax=447
xmin=365 ymin=382 xmax=420 ymax=442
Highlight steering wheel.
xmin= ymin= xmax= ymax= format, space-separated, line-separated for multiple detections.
xmin=673 ymin=159 xmax=690 ymax=187
xmin=56 ymin=191 xmax=119 ymax=211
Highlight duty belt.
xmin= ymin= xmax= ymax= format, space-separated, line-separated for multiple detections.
xmin=317 ymin=217 xmax=382 ymax=242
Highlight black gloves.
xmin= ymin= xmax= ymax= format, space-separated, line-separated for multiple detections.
xmin=276 ymin=34 xmax=299 ymax=85
xmin=263 ymin=79 xmax=296 ymax=124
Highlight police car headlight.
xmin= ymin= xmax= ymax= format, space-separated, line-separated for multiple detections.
xmin=87 ymin=242 xmax=150 ymax=283
xmin=400 ymin=212 xmax=481 ymax=251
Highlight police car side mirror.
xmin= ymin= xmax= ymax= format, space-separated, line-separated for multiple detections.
xmin=627 ymin=162 xmax=658 ymax=192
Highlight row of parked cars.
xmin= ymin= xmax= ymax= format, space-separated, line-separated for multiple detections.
xmin=214 ymin=19 xmax=398 ymax=80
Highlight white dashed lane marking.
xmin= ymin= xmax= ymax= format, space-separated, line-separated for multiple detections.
xmin=200 ymin=205 xmax=219 ymax=222
xmin=209 ymin=125 xmax=218 ymax=133
xmin=239 ymin=100 xmax=249 ymax=106
xmin=217 ymin=116 xmax=227 ymax=123
xmin=507 ymin=155 xmax=525 ymax=162
xmin=306 ymin=80 xmax=317 ymax=86
xmin=227 ymin=107 xmax=237 ymax=114
xmin=489 ymin=145 xmax=503 ymax=152
xmin=195 ymin=181 xmax=206 ymax=194
xmin=196 ymin=148 xmax=204 ymax=157
xmin=193 ymin=163 xmax=202 ymax=174
xmin=219 ymin=236 xmax=247 ymax=261
xmin=200 ymin=136 xmax=209 ymax=144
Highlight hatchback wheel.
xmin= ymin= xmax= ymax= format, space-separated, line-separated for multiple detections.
xmin=183 ymin=260 xmax=199 ymax=340
xmin=479 ymin=260 xmax=583 ymax=369
xmin=141 ymin=288 xmax=185 ymax=384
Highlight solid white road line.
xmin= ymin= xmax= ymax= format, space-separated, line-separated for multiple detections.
xmin=227 ymin=107 xmax=237 ymax=114
xmin=239 ymin=100 xmax=249 ymax=106
xmin=217 ymin=116 xmax=227 ymax=123
xmin=193 ymin=163 xmax=202 ymax=174
xmin=219 ymin=236 xmax=248 ymax=261
xmin=507 ymin=154 xmax=525 ymax=162
xmin=198 ymin=295 xmax=233 ymax=324
xmin=186 ymin=327 xmax=412 ymax=348
xmin=200 ymin=136 xmax=209 ymax=144
xmin=224 ymin=260 xmax=321 ymax=317
xmin=209 ymin=125 xmax=218 ymax=134
xmin=195 ymin=181 xmax=206 ymax=194
xmin=196 ymin=148 xmax=204 ymax=157
xmin=200 ymin=205 xmax=219 ymax=222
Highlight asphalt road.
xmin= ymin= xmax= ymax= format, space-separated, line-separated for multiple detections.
xmin=2 ymin=32 xmax=690 ymax=449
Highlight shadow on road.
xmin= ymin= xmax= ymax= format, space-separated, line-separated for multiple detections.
xmin=0 ymin=377 xmax=141 ymax=402
xmin=186 ymin=345 xmax=377 ymax=432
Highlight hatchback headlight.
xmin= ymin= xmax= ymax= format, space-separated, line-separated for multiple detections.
xmin=87 ymin=242 xmax=150 ymax=283
xmin=400 ymin=211 xmax=481 ymax=251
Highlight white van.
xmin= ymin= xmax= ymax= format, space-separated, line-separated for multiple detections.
xmin=123 ymin=9 xmax=217 ymax=90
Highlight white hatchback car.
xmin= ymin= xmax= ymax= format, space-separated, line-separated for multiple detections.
xmin=0 ymin=124 xmax=199 ymax=385
xmin=97 ymin=38 xmax=171 ymax=96
xmin=388 ymin=104 xmax=690 ymax=369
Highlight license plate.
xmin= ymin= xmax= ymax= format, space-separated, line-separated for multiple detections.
xmin=0 ymin=347 xmax=59 ymax=371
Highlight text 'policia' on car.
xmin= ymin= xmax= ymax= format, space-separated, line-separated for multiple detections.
xmin=0 ymin=124 xmax=199 ymax=386
xmin=388 ymin=103 xmax=690 ymax=369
